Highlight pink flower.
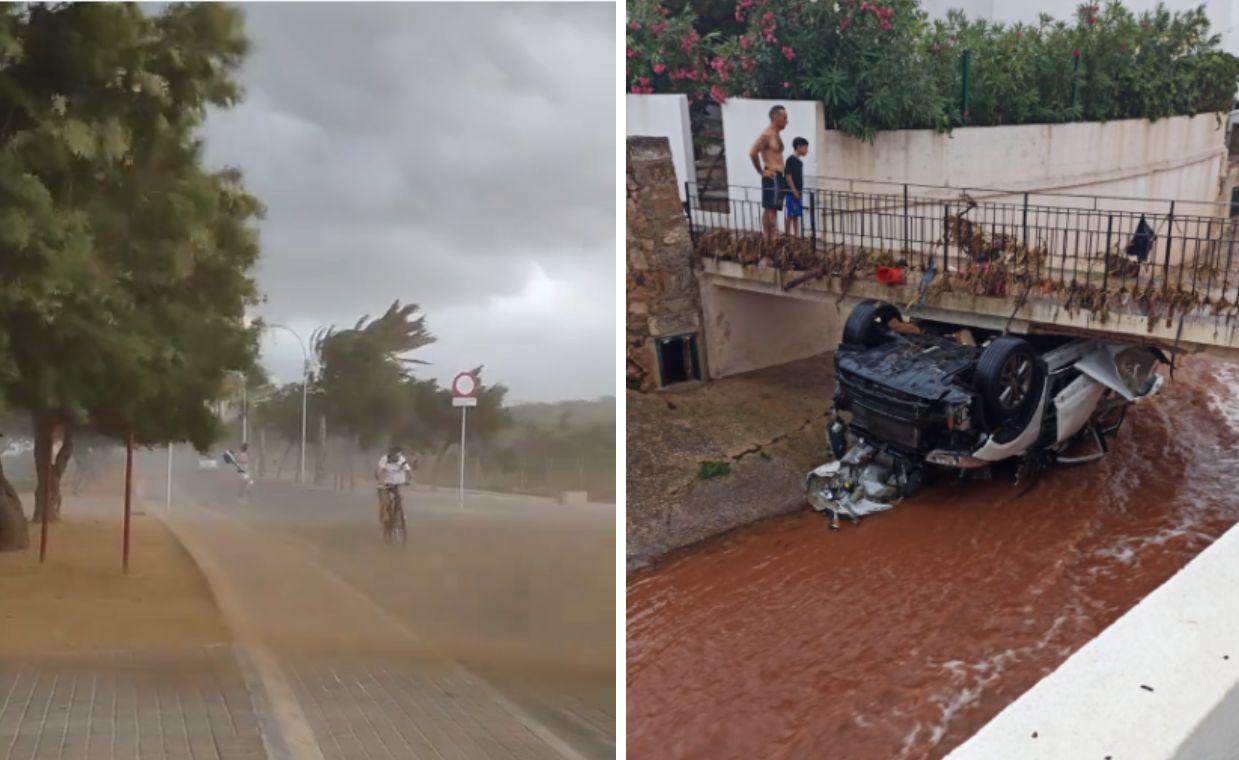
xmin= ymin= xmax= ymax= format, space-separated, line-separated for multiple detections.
xmin=782 ymin=45 xmax=796 ymax=60
xmin=740 ymin=55 xmax=754 ymax=72
xmin=627 ymin=47 xmax=638 ymax=59
xmin=652 ymin=62 xmax=666 ymax=74
xmin=710 ymin=57 xmax=726 ymax=72
xmin=679 ymin=31 xmax=698 ymax=52
xmin=628 ymin=20 xmax=641 ymax=30
xmin=710 ymin=84 xmax=726 ymax=104
xmin=783 ymin=81 xmax=790 ymax=89
xmin=1016 ymin=30 xmax=1024 ymax=38
xmin=839 ymin=18 xmax=850 ymax=30
xmin=740 ymin=35 xmax=750 ymax=51
xmin=638 ymin=76 xmax=650 ymax=86
xmin=880 ymin=19 xmax=891 ymax=30
xmin=1072 ymin=49 xmax=1080 ymax=58
xmin=651 ymin=21 xmax=668 ymax=35
xmin=762 ymin=10 xmax=774 ymax=22
xmin=1087 ymin=16 xmax=1096 ymax=25
xmin=763 ymin=25 xmax=776 ymax=42
xmin=859 ymin=1 xmax=868 ymax=9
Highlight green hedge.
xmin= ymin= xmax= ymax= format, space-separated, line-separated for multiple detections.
xmin=627 ymin=0 xmax=1239 ymax=140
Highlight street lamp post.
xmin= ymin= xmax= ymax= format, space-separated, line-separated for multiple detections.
xmin=268 ymin=324 xmax=311 ymax=485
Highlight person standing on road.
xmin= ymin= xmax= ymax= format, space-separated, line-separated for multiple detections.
xmin=749 ymin=105 xmax=788 ymax=240
xmin=224 ymin=443 xmax=253 ymax=501
xmin=375 ymin=446 xmax=413 ymax=526
xmin=783 ymin=136 xmax=809 ymax=238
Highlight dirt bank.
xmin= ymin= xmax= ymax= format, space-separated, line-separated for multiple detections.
xmin=0 ymin=498 xmax=228 ymax=658
xmin=626 ymin=353 xmax=837 ymax=569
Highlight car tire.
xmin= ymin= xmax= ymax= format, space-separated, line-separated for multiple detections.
xmin=975 ymin=336 xmax=1043 ymax=425
xmin=842 ymin=300 xmax=901 ymax=348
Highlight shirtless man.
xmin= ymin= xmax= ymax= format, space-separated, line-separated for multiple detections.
xmin=749 ymin=105 xmax=788 ymax=239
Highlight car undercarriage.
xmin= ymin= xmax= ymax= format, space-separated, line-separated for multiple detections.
xmin=808 ymin=300 xmax=1166 ymax=528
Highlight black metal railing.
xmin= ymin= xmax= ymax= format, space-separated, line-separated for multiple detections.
xmin=684 ymin=180 xmax=1239 ymax=331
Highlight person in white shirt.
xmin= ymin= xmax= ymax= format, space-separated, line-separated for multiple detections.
xmin=375 ymin=446 xmax=413 ymax=525
xmin=224 ymin=443 xmax=254 ymax=501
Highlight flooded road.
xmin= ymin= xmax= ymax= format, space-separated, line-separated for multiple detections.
xmin=627 ymin=358 xmax=1239 ymax=759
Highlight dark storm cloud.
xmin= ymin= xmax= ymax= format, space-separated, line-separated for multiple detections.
xmin=202 ymin=3 xmax=616 ymax=402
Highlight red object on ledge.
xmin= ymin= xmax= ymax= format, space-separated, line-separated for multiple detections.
xmin=875 ymin=266 xmax=904 ymax=285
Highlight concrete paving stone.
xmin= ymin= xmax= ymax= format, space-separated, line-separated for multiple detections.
xmin=0 ymin=648 xmax=268 ymax=760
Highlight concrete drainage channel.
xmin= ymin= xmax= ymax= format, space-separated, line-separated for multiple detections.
xmin=947 ymin=521 xmax=1239 ymax=759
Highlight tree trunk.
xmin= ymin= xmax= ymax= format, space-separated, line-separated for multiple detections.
xmin=31 ymin=417 xmax=72 ymax=523
xmin=0 ymin=454 xmax=28 ymax=551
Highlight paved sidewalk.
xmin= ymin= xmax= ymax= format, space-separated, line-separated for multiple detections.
xmin=0 ymin=647 xmax=267 ymax=760
xmin=161 ymin=491 xmax=584 ymax=760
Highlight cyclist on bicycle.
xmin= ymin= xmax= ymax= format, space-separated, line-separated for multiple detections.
xmin=375 ymin=446 xmax=413 ymax=526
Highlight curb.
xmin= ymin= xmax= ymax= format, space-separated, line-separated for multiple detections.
xmin=154 ymin=497 xmax=323 ymax=760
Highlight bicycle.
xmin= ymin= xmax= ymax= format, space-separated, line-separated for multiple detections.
xmin=378 ymin=483 xmax=407 ymax=546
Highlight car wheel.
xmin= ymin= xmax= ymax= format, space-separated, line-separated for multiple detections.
xmin=842 ymin=300 xmax=902 ymax=348
xmin=975 ymin=336 xmax=1043 ymax=424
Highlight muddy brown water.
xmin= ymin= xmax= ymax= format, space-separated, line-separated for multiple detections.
xmin=627 ymin=358 xmax=1239 ymax=760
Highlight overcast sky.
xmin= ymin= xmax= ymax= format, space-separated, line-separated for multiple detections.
xmin=201 ymin=3 xmax=616 ymax=404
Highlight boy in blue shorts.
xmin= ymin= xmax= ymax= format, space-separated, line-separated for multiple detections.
xmin=784 ymin=136 xmax=809 ymax=237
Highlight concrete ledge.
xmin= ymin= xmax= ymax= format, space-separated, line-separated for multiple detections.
xmin=699 ymin=258 xmax=1239 ymax=362
xmin=946 ymin=521 xmax=1239 ymax=760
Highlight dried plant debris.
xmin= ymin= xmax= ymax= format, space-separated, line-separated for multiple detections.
xmin=694 ymin=227 xmax=1239 ymax=331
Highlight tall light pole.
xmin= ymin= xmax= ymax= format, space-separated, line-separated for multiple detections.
xmin=268 ymin=323 xmax=311 ymax=484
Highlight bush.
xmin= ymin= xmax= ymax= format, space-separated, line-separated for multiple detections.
xmin=626 ymin=0 xmax=1239 ymax=139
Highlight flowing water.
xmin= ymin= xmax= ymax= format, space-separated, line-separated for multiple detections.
xmin=627 ymin=357 xmax=1239 ymax=760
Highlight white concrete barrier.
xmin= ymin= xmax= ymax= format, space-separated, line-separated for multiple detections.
xmin=947 ymin=521 xmax=1239 ymax=760
xmin=626 ymin=94 xmax=696 ymax=200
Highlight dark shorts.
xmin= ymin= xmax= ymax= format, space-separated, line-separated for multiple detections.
xmin=784 ymin=193 xmax=803 ymax=219
xmin=762 ymin=173 xmax=786 ymax=210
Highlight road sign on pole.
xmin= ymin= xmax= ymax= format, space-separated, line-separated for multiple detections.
xmin=451 ymin=372 xmax=479 ymax=509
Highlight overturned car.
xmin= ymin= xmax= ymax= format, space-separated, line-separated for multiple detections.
xmin=808 ymin=299 xmax=1166 ymax=527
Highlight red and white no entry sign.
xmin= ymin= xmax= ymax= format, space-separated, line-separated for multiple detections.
xmin=452 ymin=372 xmax=478 ymax=407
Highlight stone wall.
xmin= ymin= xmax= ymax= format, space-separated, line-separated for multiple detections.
xmin=626 ymin=136 xmax=705 ymax=392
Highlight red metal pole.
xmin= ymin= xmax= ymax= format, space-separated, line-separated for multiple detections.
xmin=123 ymin=429 xmax=133 ymax=574
xmin=38 ymin=425 xmax=53 ymax=563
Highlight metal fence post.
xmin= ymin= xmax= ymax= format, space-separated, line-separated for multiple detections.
xmin=809 ymin=189 xmax=818 ymax=255
xmin=1102 ymin=214 xmax=1113 ymax=291
xmin=1163 ymin=200 xmax=1175 ymax=286
xmin=942 ymin=203 xmax=951 ymax=273
xmin=1022 ymin=193 xmax=1029 ymax=253
xmin=903 ymin=184 xmax=910 ymax=260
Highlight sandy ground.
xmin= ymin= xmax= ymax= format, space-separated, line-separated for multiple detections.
xmin=626 ymin=352 xmax=837 ymax=569
xmin=0 ymin=492 xmax=228 ymax=659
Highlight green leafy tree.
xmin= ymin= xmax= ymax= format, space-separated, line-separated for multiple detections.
xmin=0 ymin=3 xmax=261 ymax=547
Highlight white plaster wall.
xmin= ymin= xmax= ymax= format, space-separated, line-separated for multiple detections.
xmin=626 ymin=94 xmax=696 ymax=201
xmin=699 ymin=280 xmax=847 ymax=379
xmin=816 ymin=114 xmax=1227 ymax=211
xmin=946 ymin=520 xmax=1239 ymax=760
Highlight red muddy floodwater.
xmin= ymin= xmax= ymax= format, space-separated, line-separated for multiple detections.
xmin=627 ymin=358 xmax=1239 ymax=760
